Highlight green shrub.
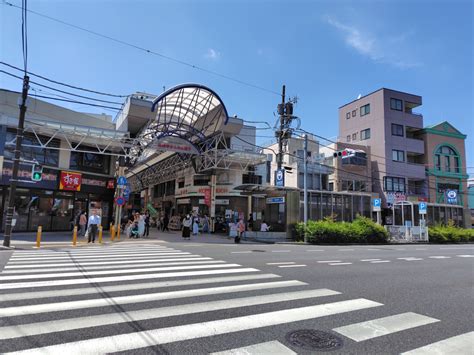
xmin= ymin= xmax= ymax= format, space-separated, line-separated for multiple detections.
xmin=296 ymin=216 xmax=389 ymax=244
xmin=428 ymin=224 xmax=474 ymax=243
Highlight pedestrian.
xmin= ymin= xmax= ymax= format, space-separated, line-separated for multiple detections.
xmin=236 ymin=218 xmax=245 ymax=244
xmin=182 ymin=214 xmax=192 ymax=239
xmin=202 ymin=214 xmax=210 ymax=233
xmin=260 ymin=220 xmax=270 ymax=232
xmin=162 ymin=213 xmax=170 ymax=232
xmin=247 ymin=213 xmax=254 ymax=231
xmin=87 ymin=210 xmax=101 ymax=243
xmin=192 ymin=215 xmax=200 ymax=236
xmin=135 ymin=212 xmax=145 ymax=237
xmin=143 ymin=211 xmax=150 ymax=238
xmin=79 ymin=211 xmax=87 ymax=237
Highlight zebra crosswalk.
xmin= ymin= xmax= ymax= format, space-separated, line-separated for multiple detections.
xmin=0 ymin=243 xmax=471 ymax=354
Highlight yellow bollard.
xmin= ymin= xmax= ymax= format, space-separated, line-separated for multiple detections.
xmin=72 ymin=226 xmax=77 ymax=246
xmin=36 ymin=226 xmax=42 ymax=248
xmin=98 ymin=225 xmax=103 ymax=244
xmin=111 ymin=224 xmax=115 ymax=241
xmin=117 ymin=225 xmax=121 ymax=241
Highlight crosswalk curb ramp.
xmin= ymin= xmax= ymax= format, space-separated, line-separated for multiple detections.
xmin=0 ymin=244 xmax=472 ymax=354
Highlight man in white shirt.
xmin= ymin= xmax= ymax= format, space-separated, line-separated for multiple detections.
xmin=87 ymin=211 xmax=101 ymax=243
xmin=260 ymin=221 xmax=270 ymax=232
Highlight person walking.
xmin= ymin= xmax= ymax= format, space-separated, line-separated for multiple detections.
xmin=79 ymin=211 xmax=87 ymax=237
xmin=247 ymin=213 xmax=254 ymax=231
xmin=182 ymin=214 xmax=192 ymax=239
xmin=162 ymin=213 xmax=170 ymax=232
xmin=143 ymin=211 xmax=150 ymax=238
xmin=87 ymin=210 xmax=101 ymax=243
xmin=236 ymin=218 xmax=245 ymax=244
xmin=192 ymin=215 xmax=200 ymax=236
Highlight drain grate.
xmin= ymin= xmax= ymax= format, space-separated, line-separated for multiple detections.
xmin=285 ymin=329 xmax=343 ymax=351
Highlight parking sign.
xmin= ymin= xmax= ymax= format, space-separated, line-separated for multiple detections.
xmin=419 ymin=202 xmax=427 ymax=214
xmin=372 ymin=198 xmax=381 ymax=212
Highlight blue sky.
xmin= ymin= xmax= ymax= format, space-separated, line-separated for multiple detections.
xmin=1 ymin=0 xmax=472 ymax=171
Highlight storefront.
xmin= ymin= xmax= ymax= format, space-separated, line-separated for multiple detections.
xmin=0 ymin=163 xmax=115 ymax=232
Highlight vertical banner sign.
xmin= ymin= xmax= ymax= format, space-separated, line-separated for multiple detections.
xmin=274 ymin=169 xmax=285 ymax=187
xmin=59 ymin=171 xmax=82 ymax=191
xmin=204 ymin=188 xmax=211 ymax=207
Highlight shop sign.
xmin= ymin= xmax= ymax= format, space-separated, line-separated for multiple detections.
xmin=215 ymin=199 xmax=230 ymax=205
xmin=203 ymin=188 xmax=211 ymax=207
xmin=82 ymin=178 xmax=106 ymax=187
xmin=445 ymin=190 xmax=458 ymax=204
xmin=2 ymin=164 xmax=57 ymax=184
xmin=152 ymin=136 xmax=200 ymax=155
xmin=177 ymin=198 xmax=191 ymax=204
xmin=59 ymin=171 xmax=82 ymax=191
xmin=386 ymin=192 xmax=406 ymax=206
xmin=266 ymin=197 xmax=285 ymax=204
xmin=274 ymin=169 xmax=285 ymax=187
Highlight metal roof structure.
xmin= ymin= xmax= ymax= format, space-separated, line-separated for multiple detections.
xmin=129 ymin=84 xmax=229 ymax=163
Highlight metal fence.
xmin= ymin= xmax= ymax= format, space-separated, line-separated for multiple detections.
xmin=385 ymin=225 xmax=429 ymax=243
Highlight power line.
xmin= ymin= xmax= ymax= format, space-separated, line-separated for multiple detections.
xmin=2 ymin=1 xmax=281 ymax=97
xmin=0 ymin=61 xmax=128 ymax=98
xmin=30 ymin=94 xmax=122 ymax=111
xmin=0 ymin=69 xmax=124 ymax=105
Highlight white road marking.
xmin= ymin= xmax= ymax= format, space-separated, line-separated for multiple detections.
xmin=415 ymin=248 xmax=427 ymax=251
xmin=12 ymin=247 xmax=172 ymax=256
xmin=370 ymin=260 xmax=391 ymax=263
xmin=338 ymin=249 xmax=354 ymax=251
xmin=333 ymin=312 xmax=439 ymax=342
xmin=231 ymin=251 xmax=252 ymax=254
xmin=266 ymin=262 xmax=295 ymax=265
xmin=4 ymin=256 xmax=207 ymax=269
xmin=0 ymin=268 xmax=260 ymax=290
xmin=306 ymin=249 xmax=324 ymax=252
xmin=328 ymin=263 xmax=352 ymax=266
xmin=10 ymin=251 xmax=186 ymax=261
xmin=360 ymin=259 xmax=382 ymax=262
xmin=401 ymin=331 xmax=474 ymax=355
xmin=0 ymin=280 xmax=307 ymax=317
xmin=0 ymin=289 xmax=339 ymax=340
xmin=317 ymin=260 xmax=342 ymax=263
xmin=0 ymin=274 xmax=281 ymax=302
xmin=394 ymin=248 xmax=406 ymax=250
xmin=457 ymin=255 xmax=474 ymax=258
xmin=210 ymin=341 xmax=297 ymax=355
xmin=2 ymin=259 xmax=219 ymax=273
xmin=0 ymin=263 xmax=241 ymax=281
xmin=367 ymin=248 xmax=381 ymax=251
xmin=278 ymin=264 xmax=307 ymax=268
xmin=397 ymin=257 xmax=423 ymax=261
xmin=8 ymin=298 xmax=382 ymax=354
xmin=428 ymin=256 xmax=451 ymax=259
xmin=271 ymin=250 xmax=291 ymax=253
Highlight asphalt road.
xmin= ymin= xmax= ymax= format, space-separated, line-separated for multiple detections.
xmin=0 ymin=235 xmax=472 ymax=354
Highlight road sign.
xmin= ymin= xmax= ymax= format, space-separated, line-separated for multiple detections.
xmin=274 ymin=169 xmax=285 ymax=187
xmin=117 ymin=176 xmax=127 ymax=188
xmin=372 ymin=198 xmax=381 ymax=212
xmin=115 ymin=196 xmax=125 ymax=206
xmin=419 ymin=202 xmax=427 ymax=214
xmin=266 ymin=197 xmax=285 ymax=204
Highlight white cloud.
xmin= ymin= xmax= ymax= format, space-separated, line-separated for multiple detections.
xmin=204 ymin=48 xmax=221 ymax=61
xmin=324 ymin=15 xmax=421 ymax=69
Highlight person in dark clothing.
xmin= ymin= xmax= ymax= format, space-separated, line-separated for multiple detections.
xmin=247 ymin=213 xmax=254 ymax=231
xmin=162 ymin=213 xmax=170 ymax=232
xmin=143 ymin=211 xmax=150 ymax=237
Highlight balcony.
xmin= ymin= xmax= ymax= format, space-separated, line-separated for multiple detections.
xmin=406 ymin=152 xmax=425 ymax=165
xmin=407 ymin=179 xmax=427 ymax=197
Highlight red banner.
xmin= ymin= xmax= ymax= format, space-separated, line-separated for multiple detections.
xmin=204 ymin=188 xmax=211 ymax=207
xmin=59 ymin=171 xmax=82 ymax=191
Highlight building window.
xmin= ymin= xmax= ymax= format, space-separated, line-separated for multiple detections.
xmin=360 ymin=128 xmax=370 ymax=140
xmin=390 ymin=98 xmax=403 ymax=111
xmin=360 ymin=104 xmax=370 ymax=116
xmin=346 ymin=135 xmax=351 ymax=142
xmin=242 ymin=174 xmax=262 ymax=185
xmin=392 ymin=149 xmax=405 ymax=162
xmin=5 ymin=130 xmax=60 ymax=166
xmin=352 ymin=110 xmax=356 ymax=117
xmin=391 ymin=123 xmax=404 ymax=137
xmin=193 ymin=176 xmax=210 ymax=186
xmin=434 ymin=145 xmax=460 ymax=173
xmin=384 ymin=176 xmax=406 ymax=193
xmin=69 ymin=151 xmax=110 ymax=174
xmin=352 ymin=133 xmax=357 ymax=141
xmin=346 ymin=112 xmax=351 ymax=119
xmin=178 ymin=179 xmax=185 ymax=188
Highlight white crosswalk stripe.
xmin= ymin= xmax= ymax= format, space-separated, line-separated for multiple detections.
xmin=401 ymin=331 xmax=474 ymax=354
xmin=0 ymin=244 xmax=464 ymax=354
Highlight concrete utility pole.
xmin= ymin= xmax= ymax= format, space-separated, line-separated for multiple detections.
xmin=303 ymin=134 xmax=308 ymax=243
xmin=3 ymin=75 xmax=30 ymax=247
xmin=277 ymin=85 xmax=286 ymax=171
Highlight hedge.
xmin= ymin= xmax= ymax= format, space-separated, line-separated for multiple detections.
xmin=428 ymin=223 xmax=474 ymax=243
xmin=296 ymin=216 xmax=389 ymax=244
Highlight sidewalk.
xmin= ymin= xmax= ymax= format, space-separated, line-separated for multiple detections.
xmin=0 ymin=229 xmax=260 ymax=249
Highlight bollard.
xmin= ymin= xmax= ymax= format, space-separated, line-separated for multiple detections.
xmin=98 ymin=225 xmax=103 ymax=244
xmin=36 ymin=226 xmax=42 ymax=248
xmin=72 ymin=226 xmax=78 ymax=246
xmin=117 ymin=225 xmax=121 ymax=241
xmin=111 ymin=224 xmax=115 ymax=241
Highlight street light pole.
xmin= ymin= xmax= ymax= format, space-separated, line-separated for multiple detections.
xmin=3 ymin=75 xmax=30 ymax=247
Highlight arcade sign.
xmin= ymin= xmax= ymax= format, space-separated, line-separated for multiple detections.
xmin=152 ymin=136 xmax=200 ymax=155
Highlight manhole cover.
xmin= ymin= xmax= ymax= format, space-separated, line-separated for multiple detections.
xmin=251 ymin=250 xmax=266 ymax=252
xmin=285 ymin=329 xmax=343 ymax=351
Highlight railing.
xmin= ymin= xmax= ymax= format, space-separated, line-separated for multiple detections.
xmin=385 ymin=225 xmax=429 ymax=243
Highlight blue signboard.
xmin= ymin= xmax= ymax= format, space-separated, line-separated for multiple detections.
xmin=419 ymin=202 xmax=427 ymax=214
xmin=372 ymin=198 xmax=381 ymax=211
xmin=117 ymin=176 xmax=127 ymax=187
xmin=274 ymin=169 xmax=285 ymax=187
xmin=446 ymin=190 xmax=457 ymax=204
xmin=266 ymin=197 xmax=285 ymax=204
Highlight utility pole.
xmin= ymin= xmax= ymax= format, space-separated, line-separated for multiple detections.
xmin=303 ymin=134 xmax=308 ymax=243
xmin=277 ymin=85 xmax=286 ymax=171
xmin=3 ymin=75 xmax=30 ymax=247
